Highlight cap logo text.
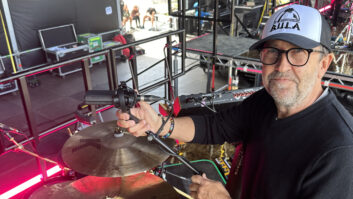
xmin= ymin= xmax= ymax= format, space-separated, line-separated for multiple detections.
xmin=270 ymin=8 xmax=300 ymax=32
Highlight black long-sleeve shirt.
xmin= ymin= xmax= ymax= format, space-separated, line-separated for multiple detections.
xmin=191 ymin=89 xmax=353 ymax=199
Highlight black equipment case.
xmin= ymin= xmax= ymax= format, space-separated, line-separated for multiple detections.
xmin=38 ymin=24 xmax=89 ymax=77
xmin=0 ymin=55 xmax=18 ymax=95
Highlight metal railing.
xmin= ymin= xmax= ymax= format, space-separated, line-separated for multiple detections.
xmin=0 ymin=29 xmax=186 ymax=180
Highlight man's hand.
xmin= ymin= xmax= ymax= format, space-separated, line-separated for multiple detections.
xmin=189 ymin=174 xmax=231 ymax=199
xmin=116 ymin=101 xmax=161 ymax=137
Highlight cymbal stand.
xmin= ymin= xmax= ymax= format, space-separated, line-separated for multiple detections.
xmin=155 ymin=162 xmax=192 ymax=183
xmin=2 ymin=131 xmax=70 ymax=172
xmin=128 ymin=113 xmax=201 ymax=175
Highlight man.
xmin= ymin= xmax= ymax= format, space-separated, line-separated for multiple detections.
xmin=141 ymin=7 xmax=156 ymax=30
xmin=131 ymin=5 xmax=141 ymax=28
xmin=117 ymin=5 xmax=353 ymax=199
xmin=122 ymin=4 xmax=132 ymax=28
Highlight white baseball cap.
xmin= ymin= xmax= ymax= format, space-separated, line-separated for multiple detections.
xmin=250 ymin=4 xmax=332 ymax=52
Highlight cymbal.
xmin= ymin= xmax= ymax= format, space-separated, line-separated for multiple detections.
xmin=30 ymin=172 xmax=180 ymax=199
xmin=62 ymin=121 xmax=175 ymax=177
xmin=28 ymin=181 xmax=73 ymax=199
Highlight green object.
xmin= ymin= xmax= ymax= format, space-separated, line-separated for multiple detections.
xmin=103 ymin=41 xmax=120 ymax=48
xmin=78 ymin=33 xmax=104 ymax=64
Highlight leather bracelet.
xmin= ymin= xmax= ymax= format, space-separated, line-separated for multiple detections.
xmin=156 ymin=114 xmax=165 ymax=137
xmin=163 ymin=117 xmax=174 ymax=139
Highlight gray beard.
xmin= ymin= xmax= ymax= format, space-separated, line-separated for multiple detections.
xmin=267 ymin=70 xmax=317 ymax=108
xmin=269 ymin=82 xmax=300 ymax=107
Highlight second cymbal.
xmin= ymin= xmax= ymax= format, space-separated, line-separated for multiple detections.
xmin=62 ymin=121 xmax=175 ymax=177
xmin=29 ymin=172 xmax=180 ymax=199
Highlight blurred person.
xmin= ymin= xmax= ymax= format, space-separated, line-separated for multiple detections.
xmin=122 ymin=4 xmax=133 ymax=29
xmin=131 ymin=5 xmax=141 ymax=28
xmin=141 ymin=7 xmax=157 ymax=30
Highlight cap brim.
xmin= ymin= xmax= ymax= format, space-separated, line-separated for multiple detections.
xmin=249 ymin=33 xmax=321 ymax=50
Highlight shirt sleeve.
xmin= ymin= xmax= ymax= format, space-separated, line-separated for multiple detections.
xmin=299 ymin=146 xmax=353 ymax=199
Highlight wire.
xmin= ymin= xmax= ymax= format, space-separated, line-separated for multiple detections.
xmin=0 ymin=9 xmax=17 ymax=73
xmin=155 ymin=101 xmax=174 ymax=137
xmin=0 ymin=124 xmax=36 ymax=151
xmin=3 ymin=132 xmax=70 ymax=170
xmin=165 ymin=170 xmax=192 ymax=183
xmin=196 ymin=95 xmax=217 ymax=113
xmin=257 ymin=0 xmax=267 ymax=29
xmin=199 ymin=101 xmax=217 ymax=113
xmin=163 ymin=41 xmax=177 ymax=101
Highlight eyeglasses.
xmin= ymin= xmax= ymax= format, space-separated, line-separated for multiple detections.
xmin=259 ymin=47 xmax=325 ymax=67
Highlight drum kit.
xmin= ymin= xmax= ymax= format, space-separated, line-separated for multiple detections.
xmin=28 ymin=171 xmax=180 ymax=199
xmin=26 ymin=120 xmax=183 ymax=199
xmin=23 ymin=83 xmax=200 ymax=198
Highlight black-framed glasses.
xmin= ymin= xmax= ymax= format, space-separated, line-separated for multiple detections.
xmin=259 ymin=47 xmax=325 ymax=67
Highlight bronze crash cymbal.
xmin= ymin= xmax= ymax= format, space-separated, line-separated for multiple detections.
xmin=62 ymin=120 xmax=175 ymax=177
xmin=30 ymin=172 xmax=180 ymax=199
xmin=28 ymin=181 xmax=73 ymax=199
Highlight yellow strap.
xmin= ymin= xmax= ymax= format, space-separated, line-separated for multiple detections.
xmin=258 ymin=0 xmax=268 ymax=29
xmin=0 ymin=9 xmax=17 ymax=73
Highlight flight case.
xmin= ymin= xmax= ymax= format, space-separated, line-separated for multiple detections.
xmin=38 ymin=24 xmax=89 ymax=77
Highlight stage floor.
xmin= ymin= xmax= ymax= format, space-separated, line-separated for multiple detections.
xmin=177 ymin=33 xmax=258 ymax=58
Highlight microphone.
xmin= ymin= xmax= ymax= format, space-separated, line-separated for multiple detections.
xmin=84 ymin=91 xmax=163 ymax=104
xmin=136 ymin=95 xmax=164 ymax=102
xmin=84 ymin=82 xmax=164 ymax=110
xmin=85 ymin=90 xmax=116 ymax=105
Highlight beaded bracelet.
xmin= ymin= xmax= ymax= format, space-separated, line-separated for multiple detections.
xmin=163 ymin=117 xmax=175 ymax=139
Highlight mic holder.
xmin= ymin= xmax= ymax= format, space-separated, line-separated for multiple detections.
xmin=85 ymin=82 xmax=138 ymax=136
xmin=128 ymin=113 xmax=201 ymax=175
xmin=85 ymin=82 xmax=137 ymax=112
xmin=84 ymin=82 xmax=201 ymax=175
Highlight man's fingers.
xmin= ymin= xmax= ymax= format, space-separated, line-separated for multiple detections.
xmin=191 ymin=175 xmax=204 ymax=184
xmin=138 ymin=101 xmax=156 ymax=114
xmin=189 ymin=183 xmax=199 ymax=192
xmin=128 ymin=120 xmax=146 ymax=132
xmin=116 ymin=111 xmax=130 ymax=120
xmin=189 ymin=183 xmax=200 ymax=199
xmin=117 ymin=119 xmax=135 ymax=128
xmin=130 ymin=108 xmax=142 ymax=119
xmin=189 ymin=191 xmax=197 ymax=199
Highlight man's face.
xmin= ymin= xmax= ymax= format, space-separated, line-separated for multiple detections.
xmin=261 ymin=40 xmax=323 ymax=107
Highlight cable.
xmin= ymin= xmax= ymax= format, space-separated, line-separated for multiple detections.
xmin=199 ymin=101 xmax=217 ymax=113
xmin=155 ymin=102 xmax=174 ymax=137
xmin=195 ymin=95 xmax=217 ymax=113
xmin=3 ymin=132 xmax=70 ymax=170
xmin=257 ymin=0 xmax=267 ymax=29
xmin=165 ymin=170 xmax=192 ymax=183
xmin=0 ymin=124 xmax=36 ymax=151
xmin=163 ymin=41 xmax=177 ymax=101
xmin=0 ymin=9 xmax=16 ymax=73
